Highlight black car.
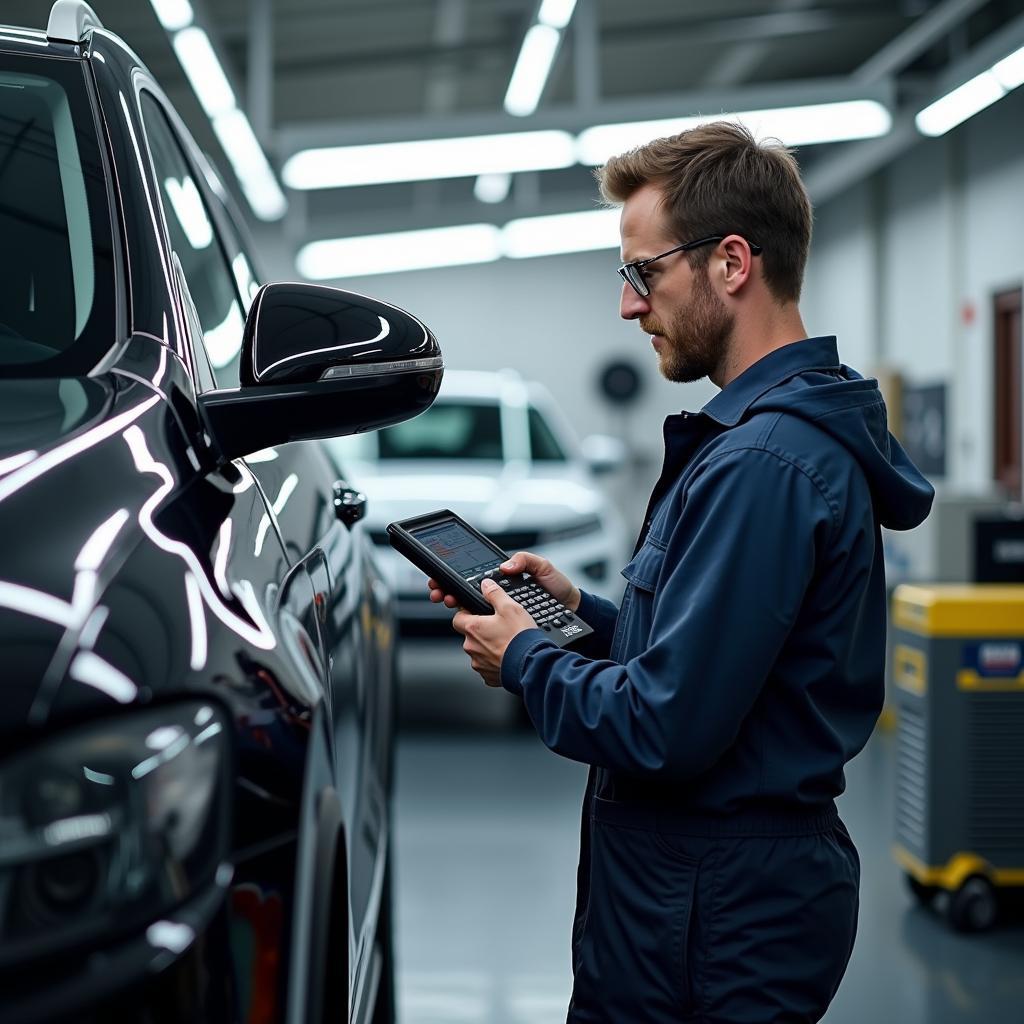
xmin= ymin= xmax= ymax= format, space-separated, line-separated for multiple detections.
xmin=0 ymin=4 xmax=442 ymax=1022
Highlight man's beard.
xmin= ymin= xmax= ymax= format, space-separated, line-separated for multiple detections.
xmin=640 ymin=269 xmax=734 ymax=383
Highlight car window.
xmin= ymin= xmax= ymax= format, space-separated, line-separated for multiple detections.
xmin=378 ymin=403 xmax=503 ymax=460
xmin=528 ymin=406 xmax=567 ymax=461
xmin=195 ymin=156 xmax=263 ymax=389
xmin=0 ymin=54 xmax=116 ymax=376
xmin=140 ymin=94 xmax=245 ymax=388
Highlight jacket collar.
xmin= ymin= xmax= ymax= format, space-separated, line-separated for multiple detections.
xmin=700 ymin=336 xmax=840 ymax=427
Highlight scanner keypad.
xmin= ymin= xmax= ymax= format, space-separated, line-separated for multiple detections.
xmin=480 ymin=570 xmax=572 ymax=632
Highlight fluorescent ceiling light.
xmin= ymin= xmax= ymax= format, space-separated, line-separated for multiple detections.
xmin=576 ymin=100 xmax=892 ymax=165
xmin=163 ymin=177 xmax=213 ymax=248
xmin=212 ymin=108 xmax=288 ymax=220
xmin=296 ymin=209 xmax=621 ymax=280
xmin=504 ymin=24 xmax=561 ymax=117
xmin=480 ymin=1 xmax=576 ymax=199
xmin=298 ymin=224 xmax=502 ymax=280
xmin=173 ymin=27 xmax=235 ymax=118
xmin=992 ymin=44 xmax=1024 ymax=89
xmin=916 ymin=44 xmax=1024 ymax=138
xmin=538 ymin=0 xmax=578 ymax=29
xmin=202 ymin=300 xmax=245 ymax=368
xmin=915 ymin=71 xmax=1004 ymax=136
xmin=741 ymin=101 xmax=892 ymax=146
xmin=149 ymin=0 xmax=193 ymax=31
xmin=162 ymin=24 xmax=287 ymax=221
xmin=502 ymin=208 xmax=620 ymax=258
xmin=474 ymin=172 xmax=512 ymax=204
xmin=282 ymin=130 xmax=575 ymax=190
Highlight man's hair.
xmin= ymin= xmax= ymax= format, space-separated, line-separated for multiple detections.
xmin=597 ymin=121 xmax=812 ymax=303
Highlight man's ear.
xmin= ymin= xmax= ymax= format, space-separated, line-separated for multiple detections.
xmin=720 ymin=235 xmax=755 ymax=295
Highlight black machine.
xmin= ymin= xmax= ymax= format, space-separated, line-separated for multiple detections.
xmin=388 ymin=509 xmax=593 ymax=648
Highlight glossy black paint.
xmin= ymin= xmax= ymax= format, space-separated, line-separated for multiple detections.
xmin=242 ymin=282 xmax=442 ymax=387
xmin=0 ymin=21 xmax=433 ymax=1024
xmin=195 ymin=281 xmax=442 ymax=460
xmin=203 ymin=369 xmax=443 ymax=463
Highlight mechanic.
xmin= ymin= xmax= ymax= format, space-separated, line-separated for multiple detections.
xmin=429 ymin=121 xmax=934 ymax=1023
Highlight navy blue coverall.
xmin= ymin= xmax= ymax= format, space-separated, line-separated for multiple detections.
xmin=499 ymin=337 xmax=934 ymax=1023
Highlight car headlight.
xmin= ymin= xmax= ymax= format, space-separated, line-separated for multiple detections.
xmin=541 ymin=515 xmax=603 ymax=545
xmin=0 ymin=701 xmax=230 ymax=966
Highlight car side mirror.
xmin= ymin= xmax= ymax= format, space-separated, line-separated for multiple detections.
xmin=199 ymin=282 xmax=442 ymax=461
xmin=580 ymin=433 xmax=628 ymax=475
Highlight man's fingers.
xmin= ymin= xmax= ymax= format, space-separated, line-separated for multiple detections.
xmin=427 ymin=577 xmax=460 ymax=607
xmin=480 ymin=577 xmax=508 ymax=606
xmin=501 ymin=551 xmax=540 ymax=576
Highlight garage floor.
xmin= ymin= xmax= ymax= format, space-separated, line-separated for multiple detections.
xmin=392 ymin=698 xmax=1024 ymax=1024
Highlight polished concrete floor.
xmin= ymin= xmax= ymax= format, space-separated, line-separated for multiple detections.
xmin=391 ymin=695 xmax=1024 ymax=1024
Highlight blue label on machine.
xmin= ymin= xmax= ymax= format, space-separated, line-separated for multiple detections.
xmin=962 ymin=641 xmax=1023 ymax=678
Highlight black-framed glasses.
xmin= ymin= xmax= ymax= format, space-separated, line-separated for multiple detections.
xmin=617 ymin=235 xmax=764 ymax=297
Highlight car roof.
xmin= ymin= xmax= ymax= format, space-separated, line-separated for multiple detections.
xmin=0 ymin=27 xmax=57 ymax=55
xmin=1 ymin=2 xmax=107 ymax=56
xmin=437 ymin=369 xmax=552 ymax=406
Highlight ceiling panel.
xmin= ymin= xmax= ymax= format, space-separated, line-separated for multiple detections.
xmin=5 ymin=0 xmax=1024 ymax=262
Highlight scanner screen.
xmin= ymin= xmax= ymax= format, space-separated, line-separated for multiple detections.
xmin=412 ymin=520 xmax=502 ymax=577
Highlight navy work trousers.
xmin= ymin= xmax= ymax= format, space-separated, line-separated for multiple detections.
xmin=566 ymin=798 xmax=859 ymax=1024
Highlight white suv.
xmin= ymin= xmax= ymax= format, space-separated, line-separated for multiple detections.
xmin=327 ymin=369 xmax=629 ymax=689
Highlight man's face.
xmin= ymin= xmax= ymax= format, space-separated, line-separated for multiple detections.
xmin=618 ymin=183 xmax=734 ymax=384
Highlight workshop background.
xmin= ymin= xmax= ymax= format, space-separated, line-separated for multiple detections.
xmin=11 ymin=0 xmax=1024 ymax=1021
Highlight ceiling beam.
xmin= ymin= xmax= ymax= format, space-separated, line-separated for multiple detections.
xmin=572 ymin=0 xmax=600 ymax=106
xmin=704 ymin=0 xmax=820 ymax=89
xmin=805 ymin=7 xmax=1024 ymax=204
xmin=261 ymin=4 xmax=887 ymax=89
xmin=287 ymin=6 xmax=1024 ymax=246
xmin=274 ymin=76 xmax=894 ymax=155
xmin=853 ymin=0 xmax=991 ymax=82
xmin=247 ymin=0 xmax=273 ymax=145
xmin=285 ymin=191 xmax=603 ymax=243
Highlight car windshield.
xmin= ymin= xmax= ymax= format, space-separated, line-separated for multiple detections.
xmin=378 ymin=402 xmax=504 ymax=460
xmin=0 ymin=53 xmax=115 ymax=376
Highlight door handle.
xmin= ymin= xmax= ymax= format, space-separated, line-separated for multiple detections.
xmin=333 ymin=483 xmax=367 ymax=527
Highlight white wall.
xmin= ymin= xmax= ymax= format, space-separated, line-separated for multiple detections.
xmin=254 ymin=236 xmax=721 ymax=499
xmin=257 ymin=87 xmax=1024 ymax=501
xmin=806 ymin=86 xmax=1024 ymax=492
xmin=801 ymin=181 xmax=876 ymax=370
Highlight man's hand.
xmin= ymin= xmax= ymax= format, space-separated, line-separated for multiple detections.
xmin=499 ymin=551 xmax=581 ymax=612
xmin=427 ymin=550 xmax=580 ymax=612
xmin=425 ymin=550 xmax=580 ymax=685
xmin=451 ymin=579 xmax=538 ymax=686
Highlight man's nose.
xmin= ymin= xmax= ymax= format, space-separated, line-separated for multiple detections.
xmin=620 ymin=281 xmax=650 ymax=321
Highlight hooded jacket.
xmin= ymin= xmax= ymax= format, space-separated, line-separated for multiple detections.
xmin=501 ymin=336 xmax=934 ymax=815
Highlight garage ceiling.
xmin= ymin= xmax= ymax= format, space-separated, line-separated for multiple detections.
xmin=6 ymin=0 xmax=1024 ymax=263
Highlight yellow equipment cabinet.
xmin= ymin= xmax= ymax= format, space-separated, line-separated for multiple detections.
xmin=890 ymin=584 xmax=1024 ymax=931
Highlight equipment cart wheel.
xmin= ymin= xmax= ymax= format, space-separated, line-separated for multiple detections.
xmin=947 ymin=875 xmax=998 ymax=932
xmin=904 ymin=873 xmax=939 ymax=906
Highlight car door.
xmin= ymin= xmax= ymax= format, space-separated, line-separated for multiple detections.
xmin=134 ymin=88 xmax=388 ymax=991
xmin=186 ymin=148 xmax=392 ymax=964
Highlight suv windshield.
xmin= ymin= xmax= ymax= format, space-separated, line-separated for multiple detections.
xmin=378 ymin=402 xmax=504 ymax=460
xmin=0 ymin=52 xmax=115 ymax=376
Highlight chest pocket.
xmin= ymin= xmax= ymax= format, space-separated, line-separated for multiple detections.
xmin=611 ymin=537 xmax=667 ymax=662
xmin=621 ymin=535 xmax=667 ymax=593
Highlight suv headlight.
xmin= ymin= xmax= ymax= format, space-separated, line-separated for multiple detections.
xmin=0 ymin=701 xmax=230 ymax=966
xmin=542 ymin=515 xmax=603 ymax=544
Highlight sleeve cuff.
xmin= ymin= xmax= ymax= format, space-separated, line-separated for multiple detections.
xmin=500 ymin=628 xmax=556 ymax=696
xmin=575 ymin=589 xmax=605 ymax=624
